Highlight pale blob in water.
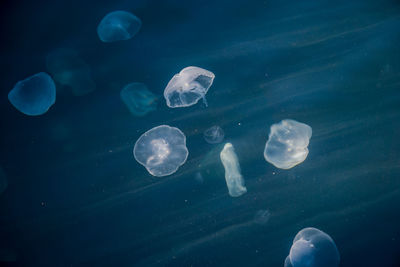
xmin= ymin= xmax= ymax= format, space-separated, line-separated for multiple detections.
xmin=264 ymin=119 xmax=312 ymax=169
xmin=284 ymin=227 xmax=340 ymax=267
xmin=203 ymin=126 xmax=224 ymax=144
xmin=46 ymin=48 xmax=95 ymax=96
xmin=254 ymin=209 xmax=271 ymax=225
xmin=8 ymin=72 xmax=56 ymax=116
xmin=120 ymin=83 xmax=157 ymax=116
xmin=164 ymin=66 xmax=215 ymax=108
xmin=133 ymin=125 xmax=189 ymax=177
xmin=97 ymin=10 xmax=141 ymax=43
xmin=220 ymin=143 xmax=247 ymax=197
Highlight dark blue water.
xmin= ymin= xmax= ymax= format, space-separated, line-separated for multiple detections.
xmin=1 ymin=0 xmax=400 ymax=266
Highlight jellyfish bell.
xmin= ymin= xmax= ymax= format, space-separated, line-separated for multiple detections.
xmin=264 ymin=119 xmax=312 ymax=169
xmin=285 ymin=227 xmax=340 ymax=267
xmin=8 ymin=72 xmax=56 ymax=116
xmin=97 ymin=10 xmax=142 ymax=43
xmin=120 ymin=82 xmax=157 ymax=116
xmin=203 ymin=125 xmax=224 ymax=144
xmin=164 ymin=66 xmax=215 ymax=108
xmin=133 ymin=125 xmax=189 ymax=177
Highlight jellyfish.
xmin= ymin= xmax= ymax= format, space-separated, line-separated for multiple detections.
xmin=254 ymin=209 xmax=271 ymax=225
xmin=133 ymin=125 xmax=189 ymax=177
xmin=46 ymin=48 xmax=95 ymax=96
xmin=203 ymin=126 xmax=224 ymax=144
xmin=97 ymin=10 xmax=142 ymax=43
xmin=8 ymin=72 xmax=56 ymax=116
xmin=264 ymin=119 xmax=312 ymax=169
xmin=284 ymin=227 xmax=340 ymax=267
xmin=120 ymin=83 xmax=157 ymax=116
xmin=220 ymin=143 xmax=247 ymax=197
xmin=164 ymin=66 xmax=215 ymax=108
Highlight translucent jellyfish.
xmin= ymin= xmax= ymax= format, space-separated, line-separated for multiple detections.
xmin=164 ymin=66 xmax=215 ymax=108
xmin=254 ymin=209 xmax=271 ymax=225
xmin=46 ymin=48 xmax=95 ymax=96
xmin=97 ymin=10 xmax=142 ymax=43
xmin=8 ymin=72 xmax=56 ymax=116
xmin=203 ymin=126 xmax=224 ymax=144
xmin=264 ymin=119 xmax=312 ymax=169
xmin=284 ymin=227 xmax=340 ymax=267
xmin=120 ymin=83 xmax=157 ymax=116
xmin=133 ymin=125 xmax=189 ymax=177
xmin=220 ymin=143 xmax=247 ymax=197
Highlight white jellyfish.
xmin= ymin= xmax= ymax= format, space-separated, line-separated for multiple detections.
xmin=133 ymin=125 xmax=189 ymax=177
xmin=164 ymin=66 xmax=215 ymax=108
xmin=284 ymin=227 xmax=340 ymax=267
xmin=220 ymin=143 xmax=247 ymax=197
xmin=203 ymin=126 xmax=225 ymax=144
xmin=97 ymin=10 xmax=142 ymax=43
xmin=8 ymin=72 xmax=56 ymax=116
xmin=120 ymin=82 xmax=157 ymax=116
xmin=264 ymin=119 xmax=312 ymax=169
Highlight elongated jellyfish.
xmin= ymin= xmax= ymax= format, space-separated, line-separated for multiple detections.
xmin=220 ymin=143 xmax=247 ymax=197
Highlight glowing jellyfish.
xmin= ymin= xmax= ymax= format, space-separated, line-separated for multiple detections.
xmin=264 ymin=119 xmax=312 ymax=169
xmin=46 ymin=48 xmax=95 ymax=96
xmin=220 ymin=143 xmax=247 ymax=197
xmin=284 ymin=227 xmax=340 ymax=267
xmin=120 ymin=83 xmax=157 ymax=116
xmin=97 ymin=10 xmax=142 ymax=43
xmin=133 ymin=125 xmax=189 ymax=177
xmin=164 ymin=66 xmax=215 ymax=108
xmin=203 ymin=126 xmax=224 ymax=144
xmin=8 ymin=72 xmax=56 ymax=116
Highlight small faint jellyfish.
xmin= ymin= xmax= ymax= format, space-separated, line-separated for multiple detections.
xmin=133 ymin=125 xmax=189 ymax=177
xmin=254 ymin=209 xmax=271 ymax=225
xmin=264 ymin=119 xmax=312 ymax=169
xmin=120 ymin=82 xmax=157 ymax=116
xmin=284 ymin=227 xmax=340 ymax=267
xmin=97 ymin=10 xmax=142 ymax=43
xmin=203 ymin=126 xmax=224 ymax=144
xmin=8 ymin=72 xmax=56 ymax=116
xmin=220 ymin=143 xmax=247 ymax=197
xmin=164 ymin=66 xmax=215 ymax=108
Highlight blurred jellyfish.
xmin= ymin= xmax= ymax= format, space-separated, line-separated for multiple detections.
xmin=0 ymin=167 xmax=7 ymax=195
xmin=264 ymin=119 xmax=312 ymax=169
xmin=133 ymin=125 xmax=189 ymax=177
xmin=120 ymin=82 xmax=157 ymax=116
xmin=220 ymin=143 xmax=247 ymax=197
xmin=254 ymin=209 xmax=271 ymax=225
xmin=8 ymin=72 xmax=56 ymax=116
xmin=194 ymin=172 xmax=204 ymax=184
xmin=46 ymin=48 xmax=95 ymax=96
xmin=97 ymin=10 xmax=142 ymax=43
xmin=203 ymin=126 xmax=224 ymax=144
xmin=164 ymin=66 xmax=215 ymax=108
xmin=285 ymin=227 xmax=340 ymax=267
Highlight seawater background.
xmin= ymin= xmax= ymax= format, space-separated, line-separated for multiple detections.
xmin=0 ymin=0 xmax=400 ymax=266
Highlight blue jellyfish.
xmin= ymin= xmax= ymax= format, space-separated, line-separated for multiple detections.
xmin=133 ymin=125 xmax=189 ymax=177
xmin=264 ymin=119 xmax=312 ymax=169
xmin=284 ymin=227 xmax=340 ymax=267
xmin=120 ymin=83 xmax=157 ymax=116
xmin=46 ymin=48 xmax=95 ymax=96
xmin=203 ymin=125 xmax=224 ymax=144
xmin=8 ymin=72 xmax=56 ymax=116
xmin=97 ymin=10 xmax=142 ymax=43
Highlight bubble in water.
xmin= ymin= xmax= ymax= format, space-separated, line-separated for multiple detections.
xmin=220 ymin=143 xmax=247 ymax=197
xmin=264 ymin=119 xmax=312 ymax=169
xmin=203 ymin=126 xmax=224 ymax=144
xmin=120 ymin=82 xmax=157 ymax=116
xmin=133 ymin=125 xmax=189 ymax=177
xmin=285 ymin=227 xmax=340 ymax=267
xmin=164 ymin=66 xmax=215 ymax=108
xmin=97 ymin=10 xmax=142 ymax=43
xmin=8 ymin=72 xmax=56 ymax=116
